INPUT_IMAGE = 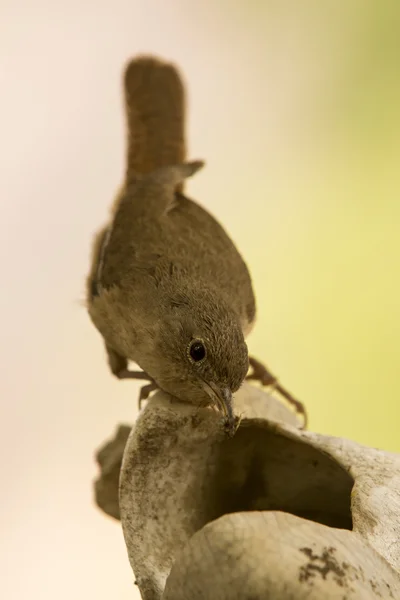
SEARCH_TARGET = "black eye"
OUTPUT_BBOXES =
[189,340,206,362]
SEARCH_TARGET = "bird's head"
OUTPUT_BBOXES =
[141,287,249,432]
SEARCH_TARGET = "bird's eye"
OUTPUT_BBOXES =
[188,340,206,363]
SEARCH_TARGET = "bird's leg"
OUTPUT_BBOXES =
[247,356,308,429]
[105,344,159,408]
[116,369,153,381]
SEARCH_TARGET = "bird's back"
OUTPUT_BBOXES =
[89,56,256,333]
[140,193,254,316]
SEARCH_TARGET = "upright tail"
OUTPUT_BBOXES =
[87,56,189,301]
[123,56,187,186]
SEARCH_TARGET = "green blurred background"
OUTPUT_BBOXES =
[249,1,400,450]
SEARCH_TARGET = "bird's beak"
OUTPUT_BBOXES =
[204,382,235,423]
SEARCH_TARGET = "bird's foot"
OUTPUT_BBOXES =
[115,368,159,409]
[138,381,159,408]
[246,356,308,429]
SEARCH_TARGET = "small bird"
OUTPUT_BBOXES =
[87,56,307,433]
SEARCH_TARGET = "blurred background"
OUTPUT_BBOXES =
[1,0,399,598]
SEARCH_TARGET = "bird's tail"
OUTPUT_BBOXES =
[87,57,187,302]
[123,55,187,185]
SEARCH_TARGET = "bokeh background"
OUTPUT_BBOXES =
[1,1,399,598]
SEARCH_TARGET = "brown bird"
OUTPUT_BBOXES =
[87,56,307,433]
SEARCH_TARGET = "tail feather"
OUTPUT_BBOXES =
[87,56,188,303]
[123,56,186,185]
